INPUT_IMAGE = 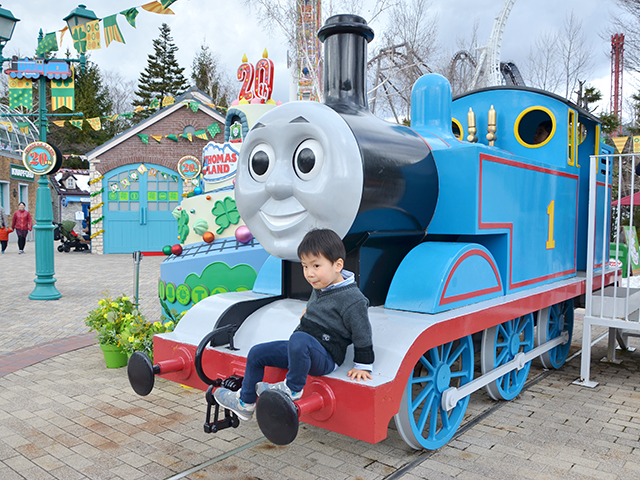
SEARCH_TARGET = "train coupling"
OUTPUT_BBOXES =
[128,348,193,396]
[203,375,244,434]
[256,380,336,445]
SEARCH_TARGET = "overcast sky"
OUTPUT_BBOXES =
[2,0,632,117]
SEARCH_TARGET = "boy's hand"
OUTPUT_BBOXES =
[348,368,372,381]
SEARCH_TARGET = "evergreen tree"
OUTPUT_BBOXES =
[47,59,114,165]
[134,23,189,119]
[191,43,231,109]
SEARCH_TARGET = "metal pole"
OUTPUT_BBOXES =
[133,251,143,302]
[29,65,61,300]
[577,153,598,387]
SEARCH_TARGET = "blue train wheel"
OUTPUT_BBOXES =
[394,335,474,450]
[536,299,574,369]
[481,314,534,401]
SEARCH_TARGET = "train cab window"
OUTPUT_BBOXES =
[514,107,556,148]
[452,118,463,140]
[568,110,577,166]
[578,122,587,145]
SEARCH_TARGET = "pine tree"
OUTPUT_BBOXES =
[134,23,189,119]
[191,43,231,109]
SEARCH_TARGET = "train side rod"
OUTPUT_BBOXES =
[441,330,568,411]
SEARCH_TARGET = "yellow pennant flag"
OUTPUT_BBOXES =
[71,24,87,53]
[634,136,640,154]
[151,135,162,143]
[134,105,145,112]
[612,136,628,154]
[59,26,68,44]
[162,96,175,106]
[52,120,66,127]
[0,121,12,132]
[87,117,101,131]
[141,1,175,14]
[85,20,101,50]
[51,75,74,111]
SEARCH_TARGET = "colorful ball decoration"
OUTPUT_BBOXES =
[171,244,183,256]
[194,187,203,195]
[235,226,253,244]
[162,245,172,255]
[202,231,215,244]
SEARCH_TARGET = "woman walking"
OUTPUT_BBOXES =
[11,202,32,254]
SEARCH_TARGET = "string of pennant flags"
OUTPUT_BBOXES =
[612,136,640,154]
[36,0,179,57]
[8,0,196,111]
[0,100,225,137]
[136,122,221,145]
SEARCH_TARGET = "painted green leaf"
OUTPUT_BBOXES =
[177,209,189,244]
[212,197,241,234]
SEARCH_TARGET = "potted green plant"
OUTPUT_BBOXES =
[121,303,185,362]
[85,294,142,368]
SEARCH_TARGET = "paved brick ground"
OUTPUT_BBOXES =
[2,247,640,479]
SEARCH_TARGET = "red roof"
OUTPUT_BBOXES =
[613,191,640,206]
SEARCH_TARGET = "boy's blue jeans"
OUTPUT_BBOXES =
[240,331,335,404]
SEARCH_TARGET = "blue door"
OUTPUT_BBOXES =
[103,164,181,253]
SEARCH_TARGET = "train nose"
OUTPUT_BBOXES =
[264,161,294,200]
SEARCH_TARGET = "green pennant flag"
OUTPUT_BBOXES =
[137,133,149,145]
[206,123,221,138]
[103,15,125,47]
[149,98,160,109]
[180,133,193,141]
[121,8,139,28]
[188,101,199,113]
[69,119,83,129]
[161,0,178,8]
[120,112,134,119]
[194,129,207,140]
[8,78,32,109]
[36,32,58,56]
[16,121,29,134]
[51,77,74,111]
[166,134,179,142]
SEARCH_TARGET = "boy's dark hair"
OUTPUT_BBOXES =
[297,229,346,264]
[540,120,552,133]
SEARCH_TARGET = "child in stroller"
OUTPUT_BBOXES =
[55,220,90,252]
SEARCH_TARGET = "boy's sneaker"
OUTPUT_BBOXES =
[213,388,255,421]
[256,381,303,401]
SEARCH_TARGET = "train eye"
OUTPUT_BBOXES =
[249,143,275,182]
[293,139,323,180]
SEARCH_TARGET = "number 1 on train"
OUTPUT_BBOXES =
[546,200,555,249]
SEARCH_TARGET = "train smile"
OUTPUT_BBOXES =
[259,209,307,230]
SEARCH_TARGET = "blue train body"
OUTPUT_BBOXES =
[130,14,616,452]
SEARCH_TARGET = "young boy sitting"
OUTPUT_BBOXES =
[214,228,374,420]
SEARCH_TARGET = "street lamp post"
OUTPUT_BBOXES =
[0,5,95,300]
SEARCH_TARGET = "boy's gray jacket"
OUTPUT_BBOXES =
[295,282,374,366]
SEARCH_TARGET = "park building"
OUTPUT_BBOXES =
[0,105,38,242]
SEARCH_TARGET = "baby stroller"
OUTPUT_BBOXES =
[56,220,90,252]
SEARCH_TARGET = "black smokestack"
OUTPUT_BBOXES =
[318,14,374,110]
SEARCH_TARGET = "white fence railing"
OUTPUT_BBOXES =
[579,152,640,387]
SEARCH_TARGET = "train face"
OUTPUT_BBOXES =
[237,14,439,265]
[235,102,364,262]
